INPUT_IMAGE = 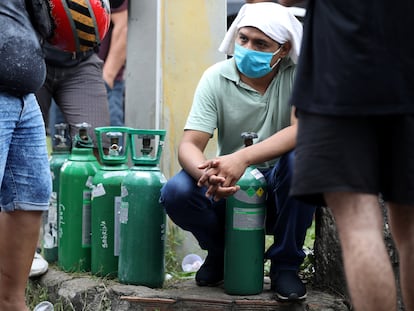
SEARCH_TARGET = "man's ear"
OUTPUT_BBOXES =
[280,41,292,58]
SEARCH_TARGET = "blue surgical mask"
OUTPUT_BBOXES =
[234,43,282,78]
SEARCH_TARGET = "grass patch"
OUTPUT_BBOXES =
[26,281,66,310]
[26,282,49,309]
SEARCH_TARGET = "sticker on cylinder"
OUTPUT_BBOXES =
[233,187,266,204]
[250,168,265,180]
[82,190,92,246]
[233,207,265,230]
[92,183,106,199]
[120,202,129,224]
[121,185,128,198]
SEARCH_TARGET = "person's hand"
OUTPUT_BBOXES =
[197,159,239,201]
[197,153,248,201]
[103,72,115,89]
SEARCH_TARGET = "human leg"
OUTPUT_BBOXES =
[106,80,125,126]
[160,170,226,285]
[0,211,42,311]
[0,93,51,310]
[264,151,316,300]
[387,203,414,311]
[325,192,397,311]
[381,115,414,310]
[160,170,226,253]
[265,151,316,268]
[53,54,110,148]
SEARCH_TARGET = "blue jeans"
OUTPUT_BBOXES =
[105,80,125,126]
[160,151,316,271]
[0,92,51,212]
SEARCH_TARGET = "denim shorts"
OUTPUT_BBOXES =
[291,111,414,206]
[0,92,51,212]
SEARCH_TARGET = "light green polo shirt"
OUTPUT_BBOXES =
[185,57,296,168]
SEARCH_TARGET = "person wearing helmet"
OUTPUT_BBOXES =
[160,2,316,301]
[0,1,52,310]
[46,0,128,144]
[35,0,112,154]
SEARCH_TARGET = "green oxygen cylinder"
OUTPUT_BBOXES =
[224,132,267,295]
[91,127,130,277]
[43,123,71,263]
[118,129,167,288]
[58,123,100,272]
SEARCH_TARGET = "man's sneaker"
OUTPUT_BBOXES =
[195,253,224,287]
[271,270,307,301]
[29,253,49,278]
[33,301,54,311]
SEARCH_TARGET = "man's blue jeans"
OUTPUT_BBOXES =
[160,151,316,272]
[106,80,125,126]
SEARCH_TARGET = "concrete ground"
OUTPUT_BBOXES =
[33,267,351,311]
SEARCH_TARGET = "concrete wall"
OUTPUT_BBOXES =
[125,0,226,178]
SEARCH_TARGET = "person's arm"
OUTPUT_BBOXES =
[233,106,297,167]
[102,9,128,88]
[198,107,298,200]
[178,130,211,181]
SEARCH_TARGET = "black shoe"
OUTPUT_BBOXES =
[271,270,307,301]
[195,253,224,287]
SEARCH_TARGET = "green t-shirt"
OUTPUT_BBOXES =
[185,57,296,168]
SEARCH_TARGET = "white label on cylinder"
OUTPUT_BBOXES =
[233,207,265,231]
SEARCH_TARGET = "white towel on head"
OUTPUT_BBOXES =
[219,2,303,63]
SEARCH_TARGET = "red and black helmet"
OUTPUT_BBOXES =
[48,0,111,53]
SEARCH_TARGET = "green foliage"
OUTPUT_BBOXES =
[47,136,52,155]
[304,219,316,250]
[164,220,182,275]
[26,282,49,309]
[265,218,316,280]
[26,281,68,310]
[301,219,316,281]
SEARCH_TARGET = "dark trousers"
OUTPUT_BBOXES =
[160,151,316,271]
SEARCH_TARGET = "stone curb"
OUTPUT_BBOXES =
[34,267,350,311]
